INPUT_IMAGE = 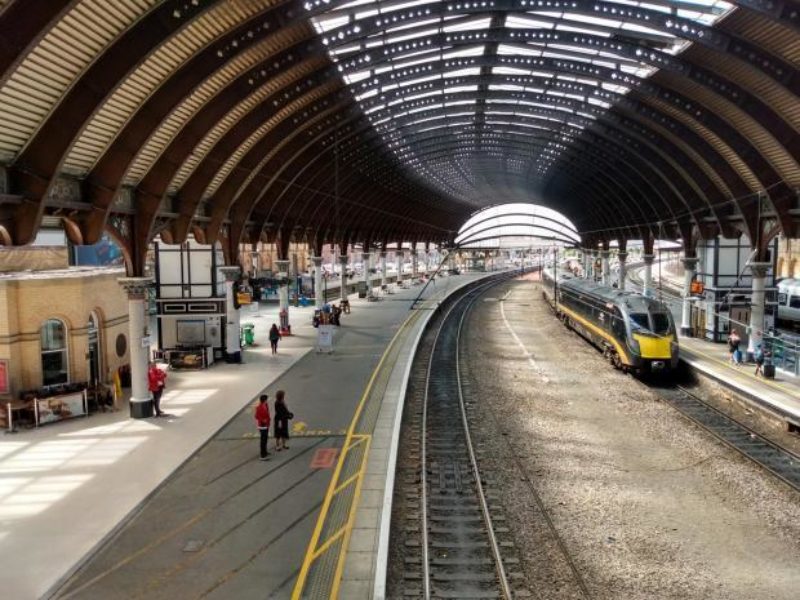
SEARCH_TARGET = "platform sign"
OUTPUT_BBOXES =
[0,360,8,395]
[317,324,334,353]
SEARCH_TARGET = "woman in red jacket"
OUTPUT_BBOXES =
[147,362,167,417]
[254,394,271,460]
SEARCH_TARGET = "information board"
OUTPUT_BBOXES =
[317,324,334,353]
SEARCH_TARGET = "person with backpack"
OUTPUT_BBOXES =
[274,389,293,451]
[269,323,281,355]
[254,394,271,460]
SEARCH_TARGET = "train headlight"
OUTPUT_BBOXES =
[629,337,640,354]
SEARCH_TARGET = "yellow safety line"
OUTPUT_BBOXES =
[291,309,419,600]
[330,435,372,600]
[311,526,348,560]
[333,471,362,496]
[558,304,633,365]
[681,342,799,398]
[312,435,373,561]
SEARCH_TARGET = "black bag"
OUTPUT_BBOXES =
[288,412,294,420]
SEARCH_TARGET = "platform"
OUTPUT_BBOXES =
[626,264,800,427]
[1,272,485,599]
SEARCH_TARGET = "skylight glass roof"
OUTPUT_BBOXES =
[308,0,735,207]
[455,202,581,246]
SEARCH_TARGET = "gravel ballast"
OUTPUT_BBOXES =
[458,275,800,599]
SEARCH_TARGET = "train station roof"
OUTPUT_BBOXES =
[0,0,797,273]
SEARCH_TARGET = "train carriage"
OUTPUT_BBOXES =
[549,275,679,373]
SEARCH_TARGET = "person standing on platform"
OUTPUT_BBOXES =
[754,344,765,377]
[727,329,741,365]
[274,390,293,451]
[269,323,281,355]
[255,394,271,460]
[147,362,167,417]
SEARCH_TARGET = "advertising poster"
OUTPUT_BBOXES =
[36,392,86,425]
[0,360,8,395]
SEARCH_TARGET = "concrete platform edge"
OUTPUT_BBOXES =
[680,350,800,426]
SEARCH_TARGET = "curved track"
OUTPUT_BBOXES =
[419,279,514,599]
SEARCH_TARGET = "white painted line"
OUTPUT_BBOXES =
[500,290,550,384]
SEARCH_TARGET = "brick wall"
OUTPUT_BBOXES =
[0,270,130,399]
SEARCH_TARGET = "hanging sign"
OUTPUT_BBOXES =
[317,324,334,353]
[0,360,8,395]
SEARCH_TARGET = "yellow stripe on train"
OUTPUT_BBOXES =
[558,304,633,366]
[633,333,674,359]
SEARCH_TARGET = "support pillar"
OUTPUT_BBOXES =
[250,250,260,279]
[642,254,654,296]
[363,252,372,293]
[411,250,418,279]
[380,251,387,288]
[276,259,291,335]
[220,266,243,361]
[338,255,348,302]
[312,256,323,309]
[617,251,628,291]
[582,251,589,279]
[601,250,610,285]
[680,257,698,336]
[118,277,154,419]
[747,262,771,357]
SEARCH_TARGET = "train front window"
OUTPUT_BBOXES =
[629,313,650,331]
[652,313,672,335]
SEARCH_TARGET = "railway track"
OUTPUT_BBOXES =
[401,278,524,599]
[651,384,800,492]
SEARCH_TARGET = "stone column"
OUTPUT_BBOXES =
[380,251,387,288]
[601,250,610,285]
[311,256,325,308]
[118,277,154,419]
[747,262,771,357]
[220,266,242,362]
[363,252,371,293]
[680,257,698,336]
[250,250,260,278]
[339,255,348,302]
[312,256,324,308]
[411,250,418,278]
[617,251,628,291]
[275,259,291,334]
[642,254,655,296]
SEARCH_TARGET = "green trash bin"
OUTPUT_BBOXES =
[241,323,255,346]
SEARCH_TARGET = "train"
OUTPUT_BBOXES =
[777,278,800,329]
[543,269,679,373]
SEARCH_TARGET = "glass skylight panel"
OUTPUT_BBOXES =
[497,44,542,57]
[355,88,379,101]
[506,15,554,29]
[443,16,493,32]
[311,0,735,195]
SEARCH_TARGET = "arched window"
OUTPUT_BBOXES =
[41,319,68,386]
